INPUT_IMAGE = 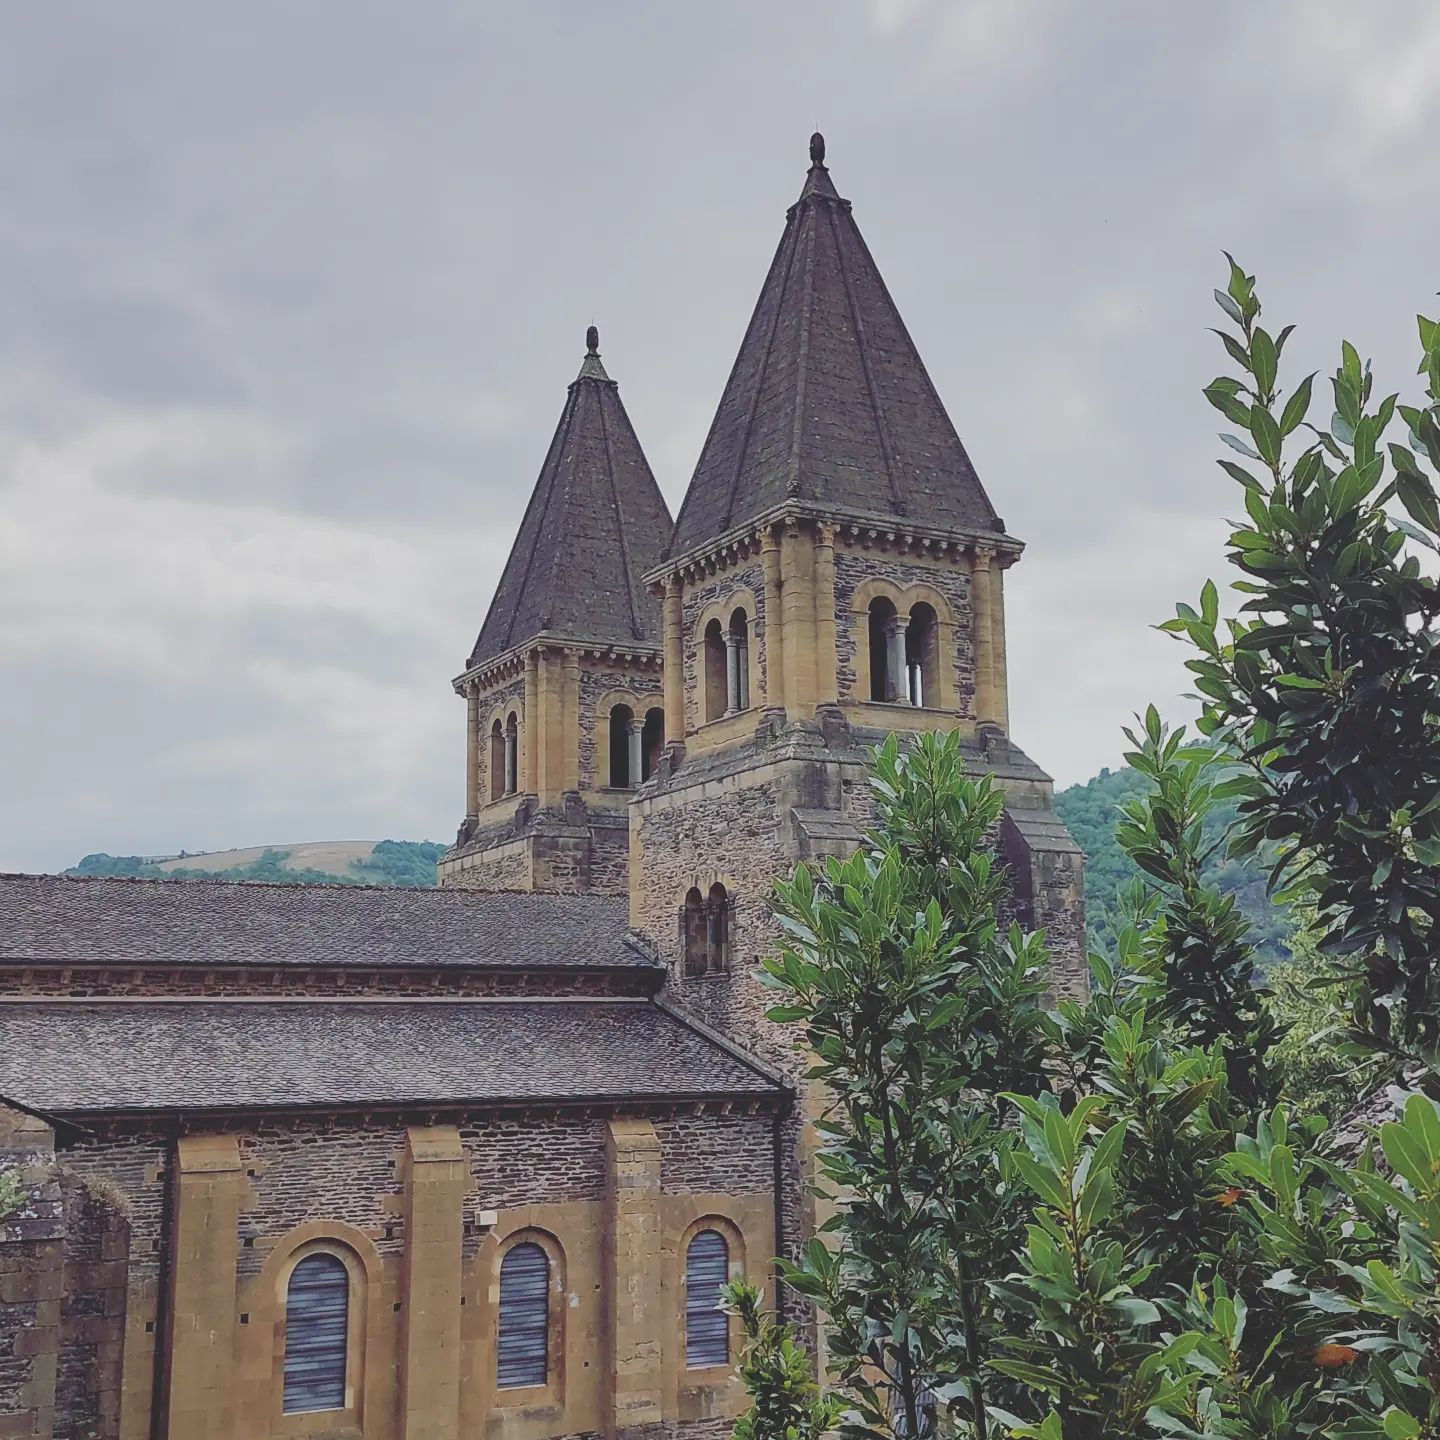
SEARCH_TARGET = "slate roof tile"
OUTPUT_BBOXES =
[668,133,1003,557]
[0,999,780,1113]
[469,329,674,665]
[0,873,642,970]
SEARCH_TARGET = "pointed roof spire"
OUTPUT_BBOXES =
[468,328,673,666]
[667,133,1002,557]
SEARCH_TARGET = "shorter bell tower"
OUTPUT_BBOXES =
[439,328,673,893]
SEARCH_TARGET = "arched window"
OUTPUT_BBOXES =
[489,719,505,802]
[703,619,727,723]
[497,1241,550,1389]
[707,882,730,974]
[728,608,750,713]
[504,712,519,796]
[608,703,635,787]
[682,887,708,976]
[868,597,899,702]
[906,602,938,708]
[283,1252,349,1414]
[641,707,664,782]
[685,1229,730,1368]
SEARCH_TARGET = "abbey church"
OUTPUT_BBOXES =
[0,136,1082,1440]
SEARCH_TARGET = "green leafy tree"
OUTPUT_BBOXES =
[765,733,1052,1440]
[1173,260,1440,1072]
[722,1280,844,1440]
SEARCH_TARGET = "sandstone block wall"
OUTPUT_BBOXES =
[20,1103,778,1440]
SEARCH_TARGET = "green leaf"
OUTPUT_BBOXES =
[1250,404,1282,467]
[1214,288,1245,326]
[1222,433,1262,461]
[1279,373,1315,436]
[1251,327,1277,394]
[1383,1410,1421,1440]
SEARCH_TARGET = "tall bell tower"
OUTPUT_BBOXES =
[439,328,674,893]
[629,135,1086,1070]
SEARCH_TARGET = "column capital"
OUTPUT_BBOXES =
[971,543,994,570]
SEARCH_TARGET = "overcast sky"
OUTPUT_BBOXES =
[2,1,1437,872]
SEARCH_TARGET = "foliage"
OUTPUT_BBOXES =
[1172,258,1440,1071]
[0,1166,28,1221]
[1267,908,1356,1119]
[722,1279,844,1440]
[1055,759,1294,966]
[765,731,1053,1440]
[1116,707,1280,1111]
[64,839,447,887]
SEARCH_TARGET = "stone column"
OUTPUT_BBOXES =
[991,559,1010,733]
[562,650,582,793]
[400,1126,466,1440]
[464,685,479,818]
[723,631,740,715]
[885,616,908,704]
[761,529,785,711]
[503,725,517,796]
[536,650,556,802]
[167,1135,242,1440]
[738,635,751,710]
[971,546,996,725]
[814,522,839,705]
[627,719,644,788]
[780,521,817,714]
[662,578,685,742]
[603,1120,664,1436]
[523,651,540,793]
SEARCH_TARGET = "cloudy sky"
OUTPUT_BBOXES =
[2,1,1437,872]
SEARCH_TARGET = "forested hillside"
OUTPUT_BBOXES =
[66,839,448,887]
[1055,763,1293,964]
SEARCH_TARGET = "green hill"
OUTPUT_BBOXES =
[65,839,448,888]
[1054,764,1293,965]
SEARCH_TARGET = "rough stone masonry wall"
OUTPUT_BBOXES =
[32,1104,777,1440]
[0,1113,135,1440]
[680,563,766,730]
[577,660,662,792]
[832,548,974,712]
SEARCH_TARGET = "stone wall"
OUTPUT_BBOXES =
[0,967,652,999]
[0,1109,133,1440]
[832,547,974,714]
[27,1100,780,1440]
[680,563,767,732]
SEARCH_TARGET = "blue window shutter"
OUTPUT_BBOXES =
[283,1253,349,1413]
[497,1242,550,1388]
[685,1230,729,1368]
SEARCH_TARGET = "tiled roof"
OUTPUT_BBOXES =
[668,133,1002,557]
[0,874,644,970]
[469,328,674,666]
[0,1000,781,1113]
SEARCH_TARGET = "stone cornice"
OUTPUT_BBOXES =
[644,499,1025,592]
[451,635,663,696]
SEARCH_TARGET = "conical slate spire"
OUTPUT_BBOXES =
[469,328,673,666]
[668,133,1002,557]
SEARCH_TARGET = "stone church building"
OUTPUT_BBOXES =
[0,136,1081,1440]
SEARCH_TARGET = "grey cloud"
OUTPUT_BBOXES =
[2,0,1438,871]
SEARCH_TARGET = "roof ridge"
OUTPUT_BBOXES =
[595,382,643,640]
[824,198,905,513]
[10,872,629,902]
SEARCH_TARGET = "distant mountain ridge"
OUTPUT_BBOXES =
[1055,764,1293,965]
[65,839,448,888]
[63,768,1291,961]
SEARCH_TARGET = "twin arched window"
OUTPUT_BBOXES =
[497,1241,550,1388]
[608,704,665,787]
[867,597,938,706]
[703,608,751,722]
[283,1252,350,1414]
[489,712,520,800]
[683,883,731,977]
[685,1229,730,1368]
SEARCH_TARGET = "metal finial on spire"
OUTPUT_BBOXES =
[586,324,599,354]
[809,131,825,166]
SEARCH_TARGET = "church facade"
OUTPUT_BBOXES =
[0,137,1081,1440]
